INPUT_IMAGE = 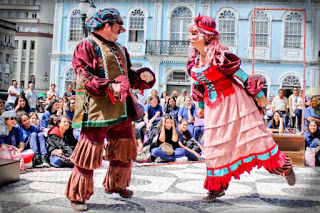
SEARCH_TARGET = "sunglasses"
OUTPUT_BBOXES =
[6,117,16,120]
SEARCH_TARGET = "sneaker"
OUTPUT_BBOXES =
[42,155,50,168]
[34,155,43,168]
[71,201,87,211]
[175,156,188,162]
[155,157,165,163]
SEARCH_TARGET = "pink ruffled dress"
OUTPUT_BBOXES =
[188,54,286,191]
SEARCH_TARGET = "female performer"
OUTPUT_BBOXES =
[187,15,295,202]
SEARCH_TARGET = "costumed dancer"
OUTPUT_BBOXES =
[65,8,155,211]
[187,14,296,202]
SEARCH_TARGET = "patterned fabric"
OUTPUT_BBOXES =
[86,8,123,30]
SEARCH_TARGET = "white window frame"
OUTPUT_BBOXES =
[249,10,271,48]
[248,10,272,60]
[283,11,303,49]
[68,8,82,42]
[216,7,238,53]
[128,7,146,43]
[169,6,193,41]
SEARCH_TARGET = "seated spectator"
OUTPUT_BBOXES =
[14,93,32,116]
[0,100,5,115]
[29,112,40,126]
[177,119,203,161]
[303,120,320,165]
[40,99,59,128]
[144,95,162,131]
[164,97,180,124]
[160,91,168,112]
[46,115,77,168]
[17,113,50,168]
[178,96,195,136]
[267,111,284,133]
[304,95,320,129]
[193,108,204,142]
[150,115,188,163]
[0,111,27,173]
[65,97,75,121]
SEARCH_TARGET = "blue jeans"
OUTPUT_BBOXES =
[194,126,204,142]
[151,147,187,162]
[28,132,48,156]
[279,111,287,128]
[296,109,302,131]
[49,155,66,168]
[185,150,199,161]
[188,123,194,137]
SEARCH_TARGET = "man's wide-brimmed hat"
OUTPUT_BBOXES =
[194,14,219,35]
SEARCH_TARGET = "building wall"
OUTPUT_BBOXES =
[52,0,320,98]
[0,0,55,93]
[0,19,16,92]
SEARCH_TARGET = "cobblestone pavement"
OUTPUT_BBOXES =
[0,163,320,213]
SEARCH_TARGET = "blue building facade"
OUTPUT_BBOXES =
[51,0,320,98]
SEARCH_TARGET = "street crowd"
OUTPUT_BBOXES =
[0,80,319,171]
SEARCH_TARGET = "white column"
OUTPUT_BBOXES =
[310,66,320,87]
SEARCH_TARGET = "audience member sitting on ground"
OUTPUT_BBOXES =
[14,93,32,116]
[144,95,163,131]
[303,120,320,165]
[165,97,180,125]
[40,99,59,128]
[177,119,203,161]
[17,113,50,168]
[46,115,77,168]
[267,111,284,133]
[304,95,320,129]
[29,112,40,126]
[193,108,204,142]
[64,97,75,121]
[150,115,188,163]
[0,111,27,173]
[178,96,195,136]
[0,100,5,115]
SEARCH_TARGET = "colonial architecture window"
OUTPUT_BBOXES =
[217,8,237,46]
[250,11,270,47]
[65,68,76,91]
[282,75,300,86]
[129,9,145,42]
[170,7,192,40]
[283,12,303,48]
[69,9,82,41]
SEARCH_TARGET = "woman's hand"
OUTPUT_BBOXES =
[257,96,268,108]
[53,149,64,156]
[140,71,154,83]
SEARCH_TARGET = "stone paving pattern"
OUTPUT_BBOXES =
[0,163,320,212]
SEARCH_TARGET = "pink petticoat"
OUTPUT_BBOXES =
[203,85,286,191]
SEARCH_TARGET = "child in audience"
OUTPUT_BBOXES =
[0,111,27,173]
[29,112,40,126]
[267,111,284,133]
[17,113,50,168]
[304,120,320,165]
[46,115,77,168]
[177,119,203,161]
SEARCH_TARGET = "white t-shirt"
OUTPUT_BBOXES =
[6,86,21,103]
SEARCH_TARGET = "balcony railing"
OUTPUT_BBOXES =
[146,40,190,55]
